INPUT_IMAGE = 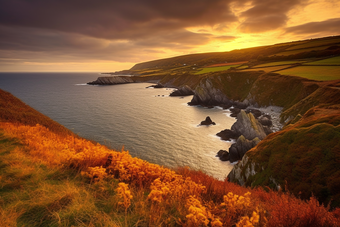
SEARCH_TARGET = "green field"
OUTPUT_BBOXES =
[305,56,340,65]
[275,46,327,56]
[286,37,340,51]
[253,61,305,68]
[195,64,240,75]
[243,65,292,73]
[237,65,249,69]
[277,66,340,81]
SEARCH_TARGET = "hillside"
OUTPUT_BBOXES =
[1,89,340,226]
[89,35,340,211]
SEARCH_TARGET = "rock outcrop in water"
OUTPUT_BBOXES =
[200,116,216,126]
[216,110,267,162]
[88,76,135,85]
[231,110,267,140]
[169,85,194,96]
[229,136,260,163]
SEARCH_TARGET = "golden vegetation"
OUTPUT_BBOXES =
[1,121,340,226]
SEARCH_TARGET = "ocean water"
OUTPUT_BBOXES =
[0,73,235,179]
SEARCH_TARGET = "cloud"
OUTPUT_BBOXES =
[238,0,308,33]
[0,0,339,72]
[0,24,231,64]
[285,18,340,35]
[0,0,237,40]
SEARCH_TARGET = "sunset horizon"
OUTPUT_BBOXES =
[1,0,340,72]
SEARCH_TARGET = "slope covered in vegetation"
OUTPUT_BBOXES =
[1,89,340,226]
[229,105,340,208]
[90,35,340,216]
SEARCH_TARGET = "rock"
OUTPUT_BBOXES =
[216,129,238,141]
[220,103,233,109]
[227,155,256,185]
[263,126,273,135]
[88,76,134,85]
[258,116,272,127]
[200,116,216,125]
[169,85,194,96]
[216,150,229,161]
[229,146,240,163]
[246,109,262,119]
[188,78,233,106]
[230,108,241,117]
[231,110,267,140]
[147,83,164,88]
[229,136,260,163]
[233,102,248,109]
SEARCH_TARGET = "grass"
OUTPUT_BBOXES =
[277,66,340,81]
[286,37,340,51]
[1,112,339,226]
[274,46,328,56]
[253,61,306,68]
[195,64,240,75]
[243,65,294,73]
[237,65,249,69]
[0,130,145,226]
[305,56,340,65]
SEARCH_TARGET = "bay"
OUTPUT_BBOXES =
[0,73,235,179]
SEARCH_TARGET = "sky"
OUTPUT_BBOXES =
[0,0,340,72]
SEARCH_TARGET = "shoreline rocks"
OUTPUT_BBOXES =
[229,136,260,163]
[231,110,267,140]
[216,150,229,161]
[87,76,135,85]
[146,83,164,88]
[169,85,194,96]
[216,129,238,141]
[216,110,271,162]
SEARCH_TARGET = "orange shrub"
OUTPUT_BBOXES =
[1,122,340,227]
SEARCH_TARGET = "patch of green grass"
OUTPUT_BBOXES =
[253,61,306,68]
[243,65,293,73]
[286,37,340,50]
[275,46,328,56]
[195,64,240,75]
[305,56,340,65]
[277,66,340,81]
[237,65,249,69]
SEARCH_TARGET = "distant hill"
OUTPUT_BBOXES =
[130,35,340,71]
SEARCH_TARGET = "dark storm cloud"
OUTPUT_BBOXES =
[238,0,307,33]
[285,18,340,35]
[0,0,242,65]
[0,0,237,40]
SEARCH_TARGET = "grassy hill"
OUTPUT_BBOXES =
[107,35,340,212]
[2,35,340,226]
[123,35,340,83]
[1,88,340,226]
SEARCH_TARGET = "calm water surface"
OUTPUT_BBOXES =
[0,73,235,179]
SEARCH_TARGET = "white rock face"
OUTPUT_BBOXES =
[228,155,256,186]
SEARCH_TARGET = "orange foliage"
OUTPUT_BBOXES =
[1,122,340,226]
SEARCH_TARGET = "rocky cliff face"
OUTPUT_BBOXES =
[228,105,340,208]
[231,110,267,140]
[188,78,233,106]
[88,76,135,85]
[217,110,268,162]
[169,85,194,96]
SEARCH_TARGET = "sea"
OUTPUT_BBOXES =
[0,73,235,180]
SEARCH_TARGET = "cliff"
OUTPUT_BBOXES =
[228,104,340,208]
[87,76,135,85]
